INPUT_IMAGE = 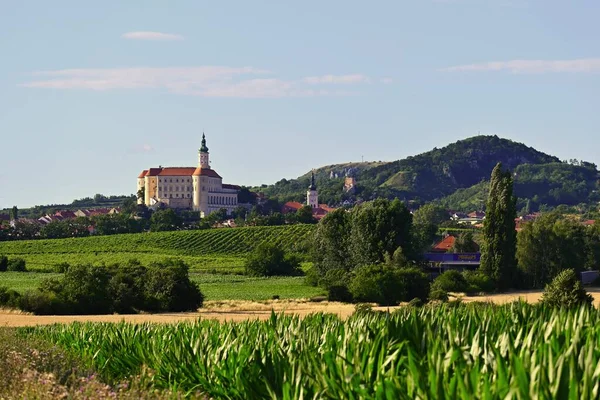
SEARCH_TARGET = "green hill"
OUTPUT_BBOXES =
[440,163,600,212]
[0,225,316,273]
[257,135,562,205]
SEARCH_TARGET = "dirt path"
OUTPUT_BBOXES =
[3,289,600,327]
[0,300,361,327]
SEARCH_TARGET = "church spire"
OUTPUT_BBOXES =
[200,133,209,153]
[308,170,316,190]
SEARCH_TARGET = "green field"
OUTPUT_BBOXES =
[0,225,316,272]
[0,272,324,302]
[23,302,600,399]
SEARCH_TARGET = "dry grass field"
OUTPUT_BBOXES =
[3,288,600,327]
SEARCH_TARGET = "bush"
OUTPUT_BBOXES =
[145,259,204,312]
[0,256,7,272]
[245,243,302,277]
[462,270,495,294]
[541,268,593,308]
[7,258,27,272]
[53,262,71,273]
[431,270,468,293]
[304,266,320,287]
[18,291,62,315]
[328,285,353,302]
[20,260,204,315]
[107,265,148,314]
[429,289,449,302]
[0,286,21,308]
[348,265,430,306]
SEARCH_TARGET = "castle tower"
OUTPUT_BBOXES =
[199,133,210,168]
[193,133,209,212]
[307,171,319,208]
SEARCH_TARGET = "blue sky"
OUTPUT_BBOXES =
[1,0,599,209]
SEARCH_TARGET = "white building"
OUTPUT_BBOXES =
[137,134,240,217]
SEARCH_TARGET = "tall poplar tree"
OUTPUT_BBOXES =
[480,163,517,290]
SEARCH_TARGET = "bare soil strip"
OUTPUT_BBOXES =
[3,289,600,327]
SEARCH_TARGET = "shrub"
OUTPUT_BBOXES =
[0,256,7,272]
[107,265,149,314]
[463,270,495,294]
[349,265,430,306]
[431,270,468,293]
[53,262,70,273]
[541,268,593,308]
[18,291,62,315]
[0,286,21,308]
[145,259,204,312]
[317,268,353,302]
[21,260,204,315]
[7,258,27,272]
[245,243,302,277]
[328,285,353,302]
[304,266,320,287]
[429,288,449,302]
[396,268,431,303]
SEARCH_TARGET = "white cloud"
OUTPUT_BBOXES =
[122,31,184,41]
[21,67,383,98]
[141,144,153,152]
[442,58,600,73]
[380,77,393,84]
[303,74,370,84]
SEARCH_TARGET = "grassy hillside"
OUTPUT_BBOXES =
[257,135,561,204]
[0,225,316,273]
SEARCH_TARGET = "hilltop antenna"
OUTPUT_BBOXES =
[362,155,364,163]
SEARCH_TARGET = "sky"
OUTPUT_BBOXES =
[1,0,599,209]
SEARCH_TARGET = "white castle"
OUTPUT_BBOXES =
[137,134,239,217]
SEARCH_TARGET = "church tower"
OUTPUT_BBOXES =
[199,133,210,168]
[307,171,319,208]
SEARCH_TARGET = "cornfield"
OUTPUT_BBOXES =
[26,303,600,399]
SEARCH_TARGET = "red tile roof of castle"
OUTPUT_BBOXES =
[138,170,148,178]
[192,167,222,178]
[222,184,241,190]
[145,168,163,176]
[158,167,197,176]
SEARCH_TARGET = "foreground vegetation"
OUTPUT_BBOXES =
[11,302,600,399]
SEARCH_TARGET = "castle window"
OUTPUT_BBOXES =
[170,179,172,183]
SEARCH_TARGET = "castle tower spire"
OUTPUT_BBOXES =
[199,132,210,168]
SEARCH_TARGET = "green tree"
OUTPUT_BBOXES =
[517,213,587,289]
[480,163,517,291]
[452,232,479,253]
[296,205,316,224]
[350,198,414,266]
[244,243,301,277]
[150,209,182,232]
[312,209,353,276]
[412,204,448,253]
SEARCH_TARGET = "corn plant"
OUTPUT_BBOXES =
[27,302,600,399]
